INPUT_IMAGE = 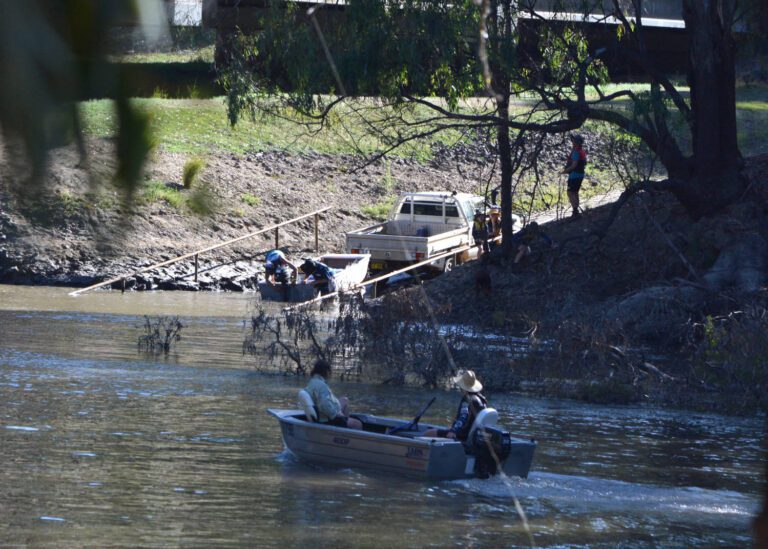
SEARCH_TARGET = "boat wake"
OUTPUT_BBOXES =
[450,471,758,519]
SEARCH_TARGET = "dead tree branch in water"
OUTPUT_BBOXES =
[243,299,366,378]
[137,316,184,355]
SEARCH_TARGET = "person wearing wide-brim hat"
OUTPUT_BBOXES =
[424,370,488,440]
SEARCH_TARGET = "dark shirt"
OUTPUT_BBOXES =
[472,217,489,240]
[449,393,487,441]
[510,226,552,247]
[301,259,333,281]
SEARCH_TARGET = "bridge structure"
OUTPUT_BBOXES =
[201,0,690,79]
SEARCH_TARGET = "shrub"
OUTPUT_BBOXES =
[138,316,184,354]
[187,183,217,216]
[241,193,260,206]
[361,198,395,220]
[151,87,169,99]
[182,157,205,189]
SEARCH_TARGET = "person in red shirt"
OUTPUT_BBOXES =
[562,134,587,219]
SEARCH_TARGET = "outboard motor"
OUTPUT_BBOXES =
[470,426,512,477]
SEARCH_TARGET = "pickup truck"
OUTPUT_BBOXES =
[345,191,487,274]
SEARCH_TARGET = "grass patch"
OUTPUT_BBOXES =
[79,98,464,159]
[111,45,215,64]
[241,193,261,206]
[183,157,205,189]
[77,84,768,196]
[361,198,396,220]
[140,181,185,209]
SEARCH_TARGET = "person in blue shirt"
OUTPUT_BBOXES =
[300,258,338,295]
[264,250,298,287]
[562,133,588,219]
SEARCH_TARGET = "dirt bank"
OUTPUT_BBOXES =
[0,130,619,290]
[0,138,486,289]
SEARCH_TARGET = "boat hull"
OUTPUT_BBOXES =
[267,409,535,480]
[259,253,370,302]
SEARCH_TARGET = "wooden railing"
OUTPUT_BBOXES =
[69,206,332,296]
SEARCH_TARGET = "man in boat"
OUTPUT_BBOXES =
[423,370,487,441]
[305,360,363,430]
[264,249,298,287]
[300,258,338,295]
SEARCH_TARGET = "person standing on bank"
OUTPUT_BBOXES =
[424,370,487,441]
[488,205,502,250]
[472,210,490,258]
[562,133,587,219]
[305,360,363,430]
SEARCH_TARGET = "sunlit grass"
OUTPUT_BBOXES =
[79,98,461,159]
[78,83,768,172]
[241,193,261,206]
[110,45,215,64]
[139,181,185,209]
[736,101,768,111]
[361,198,396,220]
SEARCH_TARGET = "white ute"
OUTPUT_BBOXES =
[345,191,487,275]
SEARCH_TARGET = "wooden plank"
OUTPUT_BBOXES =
[282,244,472,312]
[69,206,332,296]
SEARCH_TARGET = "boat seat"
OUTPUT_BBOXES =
[298,389,318,422]
[467,407,499,441]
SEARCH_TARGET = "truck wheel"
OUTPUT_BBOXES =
[443,257,455,273]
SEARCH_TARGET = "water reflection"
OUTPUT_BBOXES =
[0,286,763,547]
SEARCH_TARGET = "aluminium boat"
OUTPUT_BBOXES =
[259,253,371,302]
[267,402,535,480]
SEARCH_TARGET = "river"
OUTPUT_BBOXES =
[0,286,763,547]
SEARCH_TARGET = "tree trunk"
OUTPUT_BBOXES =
[496,93,515,252]
[672,0,745,217]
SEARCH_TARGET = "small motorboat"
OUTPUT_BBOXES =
[258,253,371,302]
[267,394,536,480]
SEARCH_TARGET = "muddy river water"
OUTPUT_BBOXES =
[0,285,763,547]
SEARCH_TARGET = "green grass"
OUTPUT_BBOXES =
[109,45,215,64]
[78,84,768,208]
[79,98,464,159]
[79,85,768,159]
[361,198,396,220]
[139,181,185,209]
[241,193,261,206]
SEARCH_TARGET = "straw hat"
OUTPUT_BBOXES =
[453,370,483,393]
